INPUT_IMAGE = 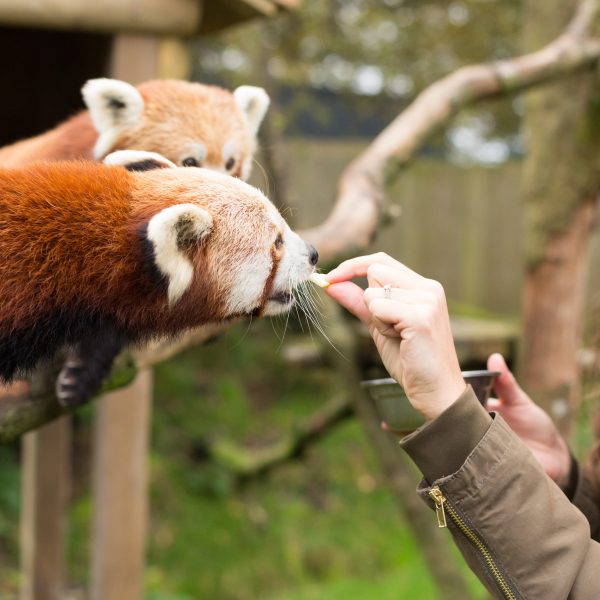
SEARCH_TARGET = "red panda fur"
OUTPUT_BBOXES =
[0,160,283,385]
[0,112,97,166]
[114,81,251,179]
[0,80,260,179]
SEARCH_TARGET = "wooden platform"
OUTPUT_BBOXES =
[0,0,298,36]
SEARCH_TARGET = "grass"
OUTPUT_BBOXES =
[0,317,491,599]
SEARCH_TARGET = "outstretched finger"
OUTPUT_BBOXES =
[365,263,429,293]
[326,253,414,284]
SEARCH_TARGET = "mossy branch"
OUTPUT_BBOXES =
[301,0,600,262]
[0,324,225,444]
[206,394,353,478]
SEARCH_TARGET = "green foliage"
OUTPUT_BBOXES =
[193,0,522,151]
[0,446,20,597]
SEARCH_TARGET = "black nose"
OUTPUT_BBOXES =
[307,244,319,266]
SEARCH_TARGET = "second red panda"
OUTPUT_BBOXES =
[0,78,269,180]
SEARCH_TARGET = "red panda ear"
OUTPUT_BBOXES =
[104,150,177,172]
[234,86,270,137]
[81,78,144,159]
[145,204,213,306]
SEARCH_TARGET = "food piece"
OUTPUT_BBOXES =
[309,272,330,288]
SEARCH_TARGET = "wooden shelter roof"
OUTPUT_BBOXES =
[0,0,299,36]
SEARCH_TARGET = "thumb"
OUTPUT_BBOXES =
[487,353,528,407]
[325,281,371,324]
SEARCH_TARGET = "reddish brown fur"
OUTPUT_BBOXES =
[0,80,251,173]
[0,162,276,343]
[114,80,250,172]
[0,112,97,166]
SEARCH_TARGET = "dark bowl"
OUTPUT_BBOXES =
[361,370,500,435]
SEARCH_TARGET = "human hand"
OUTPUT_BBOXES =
[486,353,571,488]
[324,253,465,421]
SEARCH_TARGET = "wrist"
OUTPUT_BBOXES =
[413,381,468,421]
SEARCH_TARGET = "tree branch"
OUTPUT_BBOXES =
[205,394,353,478]
[0,323,225,444]
[301,0,600,261]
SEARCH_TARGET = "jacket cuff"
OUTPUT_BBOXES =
[567,459,600,541]
[399,385,492,483]
[561,453,579,500]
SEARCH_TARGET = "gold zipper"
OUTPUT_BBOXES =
[429,486,518,600]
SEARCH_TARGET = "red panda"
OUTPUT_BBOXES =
[0,78,269,180]
[0,151,318,406]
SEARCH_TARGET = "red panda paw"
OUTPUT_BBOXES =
[56,356,91,407]
[55,330,126,408]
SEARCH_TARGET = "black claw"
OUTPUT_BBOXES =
[55,328,126,408]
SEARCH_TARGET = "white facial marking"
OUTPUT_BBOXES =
[81,78,144,159]
[179,143,207,167]
[226,255,272,315]
[222,140,239,168]
[146,204,213,306]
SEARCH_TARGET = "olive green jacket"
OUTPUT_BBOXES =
[399,387,600,600]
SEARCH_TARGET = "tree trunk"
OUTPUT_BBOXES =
[522,200,597,431]
[521,0,600,432]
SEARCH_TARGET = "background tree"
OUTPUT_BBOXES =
[521,0,600,432]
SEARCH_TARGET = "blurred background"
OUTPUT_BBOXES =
[1,0,600,598]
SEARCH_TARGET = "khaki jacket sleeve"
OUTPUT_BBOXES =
[399,387,600,600]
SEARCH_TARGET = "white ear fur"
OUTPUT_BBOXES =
[146,204,213,306]
[234,86,270,136]
[103,150,177,170]
[81,78,144,159]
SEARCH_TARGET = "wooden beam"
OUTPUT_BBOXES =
[0,0,202,36]
[272,0,300,9]
[90,370,152,600]
[199,0,283,33]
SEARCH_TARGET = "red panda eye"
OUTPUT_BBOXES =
[274,234,284,250]
[225,158,235,171]
[182,157,200,168]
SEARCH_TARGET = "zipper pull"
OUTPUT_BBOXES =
[429,486,447,528]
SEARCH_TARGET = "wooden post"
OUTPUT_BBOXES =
[20,417,71,600]
[89,35,160,600]
[90,369,152,600]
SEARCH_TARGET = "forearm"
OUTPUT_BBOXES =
[400,388,600,599]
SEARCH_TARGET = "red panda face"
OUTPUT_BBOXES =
[112,152,317,322]
[82,79,269,181]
